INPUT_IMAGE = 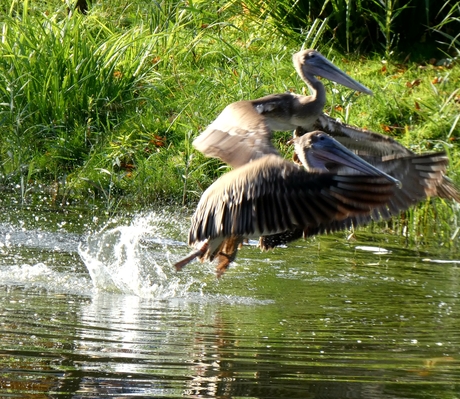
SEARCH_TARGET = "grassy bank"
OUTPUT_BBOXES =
[0,0,459,245]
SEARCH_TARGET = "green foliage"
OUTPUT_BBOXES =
[0,7,158,176]
[431,1,460,54]
[240,0,460,57]
[366,0,412,58]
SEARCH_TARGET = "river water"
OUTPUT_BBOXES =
[0,202,459,398]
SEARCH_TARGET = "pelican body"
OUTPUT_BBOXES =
[175,132,404,277]
[193,49,372,168]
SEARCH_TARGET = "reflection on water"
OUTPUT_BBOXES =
[0,207,459,398]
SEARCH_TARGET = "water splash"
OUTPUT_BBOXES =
[0,262,94,296]
[78,212,204,298]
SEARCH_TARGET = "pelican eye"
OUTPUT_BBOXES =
[311,134,326,143]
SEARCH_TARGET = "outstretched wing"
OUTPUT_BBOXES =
[313,113,460,202]
[312,113,412,158]
[189,154,396,245]
[193,93,303,168]
[193,101,280,168]
[260,151,449,249]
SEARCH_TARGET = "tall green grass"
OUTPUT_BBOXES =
[0,10,155,171]
[240,0,460,57]
[0,0,292,204]
[431,1,460,54]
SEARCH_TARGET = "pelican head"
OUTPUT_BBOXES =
[294,131,400,186]
[293,50,373,95]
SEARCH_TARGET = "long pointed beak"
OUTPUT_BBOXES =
[312,57,373,95]
[312,138,401,187]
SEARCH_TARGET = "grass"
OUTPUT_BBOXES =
[0,0,459,246]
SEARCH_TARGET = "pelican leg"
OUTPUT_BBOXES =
[215,237,243,278]
[174,241,209,271]
[216,254,232,278]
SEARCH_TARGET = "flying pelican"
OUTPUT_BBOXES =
[258,115,457,250]
[309,113,460,202]
[175,131,412,277]
[193,49,372,168]
[260,147,449,250]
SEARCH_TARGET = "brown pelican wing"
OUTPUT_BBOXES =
[312,113,460,202]
[331,151,448,224]
[260,151,449,250]
[435,176,460,202]
[188,154,396,247]
[312,113,412,158]
[193,101,280,168]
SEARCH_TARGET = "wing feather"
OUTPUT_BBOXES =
[313,113,460,202]
[188,155,396,248]
[258,150,449,249]
[193,101,280,168]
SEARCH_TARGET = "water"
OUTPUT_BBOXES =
[0,204,459,398]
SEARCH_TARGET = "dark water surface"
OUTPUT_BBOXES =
[0,206,459,398]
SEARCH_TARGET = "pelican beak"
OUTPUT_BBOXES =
[309,55,373,95]
[311,135,401,187]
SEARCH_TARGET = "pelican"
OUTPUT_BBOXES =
[193,49,372,168]
[309,113,460,202]
[175,131,407,277]
[260,148,449,250]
